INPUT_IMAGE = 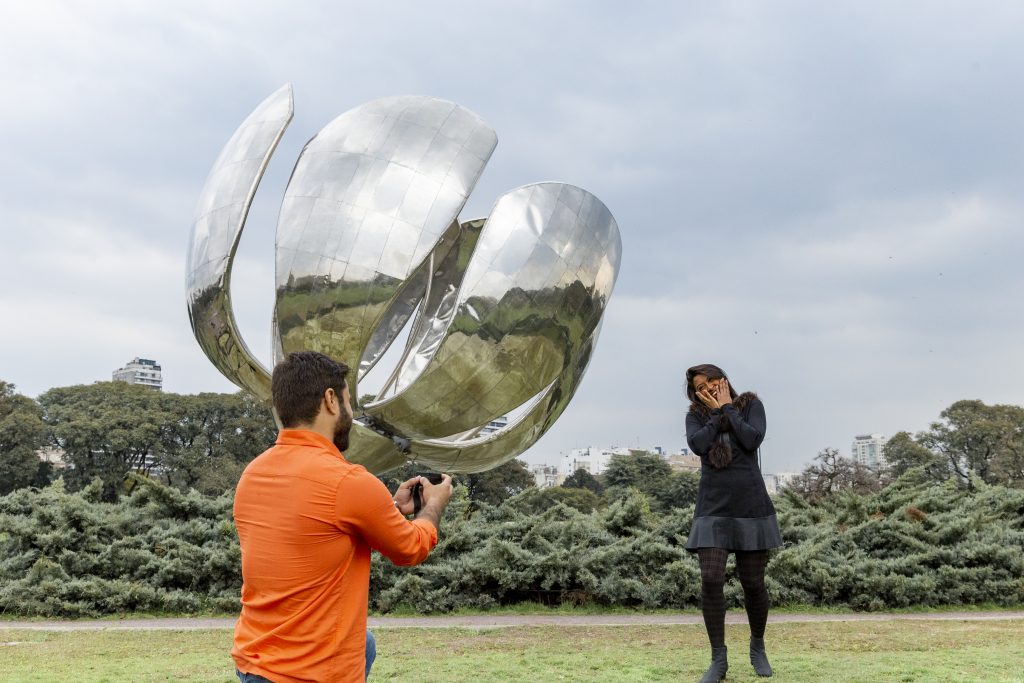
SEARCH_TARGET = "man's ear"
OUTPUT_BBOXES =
[323,387,340,416]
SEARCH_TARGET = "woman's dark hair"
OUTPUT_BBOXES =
[271,351,350,428]
[685,363,755,469]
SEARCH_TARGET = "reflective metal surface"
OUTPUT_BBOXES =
[274,96,497,404]
[187,86,621,474]
[186,84,293,402]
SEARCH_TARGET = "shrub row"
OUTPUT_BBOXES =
[1,469,1022,616]
[0,476,239,617]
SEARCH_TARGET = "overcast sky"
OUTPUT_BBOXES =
[2,1,1022,473]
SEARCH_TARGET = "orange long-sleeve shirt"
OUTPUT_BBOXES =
[231,429,437,683]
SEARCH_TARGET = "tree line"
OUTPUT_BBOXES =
[4,379,1023,504]
[1,380,702,511]
[787,400,1024,502]
[1,380,275,500]
[2,378,1023,617]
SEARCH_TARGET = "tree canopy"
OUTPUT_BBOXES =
[603,451,699,511]
[561,467,604,495]
[787,447,883,503]
[916,400,1024,488]
[0,381,48,495]
[457,459,536,507]
[36,383,275,500]
[883,431,943,478]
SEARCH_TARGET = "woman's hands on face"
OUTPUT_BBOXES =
[715,379,732,406]
[697,385,720,410]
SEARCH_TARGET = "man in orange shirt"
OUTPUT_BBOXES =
[232,351,453,682]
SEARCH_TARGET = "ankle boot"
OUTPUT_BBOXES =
[699,645,728,683]
[749,636,772,677]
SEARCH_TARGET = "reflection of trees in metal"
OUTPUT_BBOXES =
[186,86,621,474]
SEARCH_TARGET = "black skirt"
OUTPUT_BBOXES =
[683,458,783,552]
[684,513,782,552]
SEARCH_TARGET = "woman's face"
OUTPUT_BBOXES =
[692,374,723,396]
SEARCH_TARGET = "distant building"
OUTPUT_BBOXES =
[530,464,564,488]
[37,446,67,469]
[479,415,508,436]
[560,446,630,476]
[851,433,887,470]
[763,471,800,495]
[113,357,163,391]
[666,453,701,472]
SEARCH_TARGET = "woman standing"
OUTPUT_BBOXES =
[684,364,782,682]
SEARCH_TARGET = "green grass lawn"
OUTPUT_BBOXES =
[0,619,1021,682]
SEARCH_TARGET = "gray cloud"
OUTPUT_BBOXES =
[2,1,1022,472]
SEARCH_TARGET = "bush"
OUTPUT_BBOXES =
[371,469,1024,613]
[0,476,239,616]
[1,468,1022,617]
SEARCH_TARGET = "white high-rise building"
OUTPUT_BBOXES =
[113,357,163,391]
[560,446,630,477]
[851,434,886,470]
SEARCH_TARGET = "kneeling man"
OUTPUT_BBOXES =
[232,351,452,682]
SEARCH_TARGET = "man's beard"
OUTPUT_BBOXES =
[333,411,353,452]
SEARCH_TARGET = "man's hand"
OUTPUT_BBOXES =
[414,474,453,532]
[393,477,421,516]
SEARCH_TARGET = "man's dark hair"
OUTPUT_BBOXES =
[271,351,350,428]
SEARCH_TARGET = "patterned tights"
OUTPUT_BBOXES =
[696,548,770,648]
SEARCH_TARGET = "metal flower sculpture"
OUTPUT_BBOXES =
[186,85,621,474]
